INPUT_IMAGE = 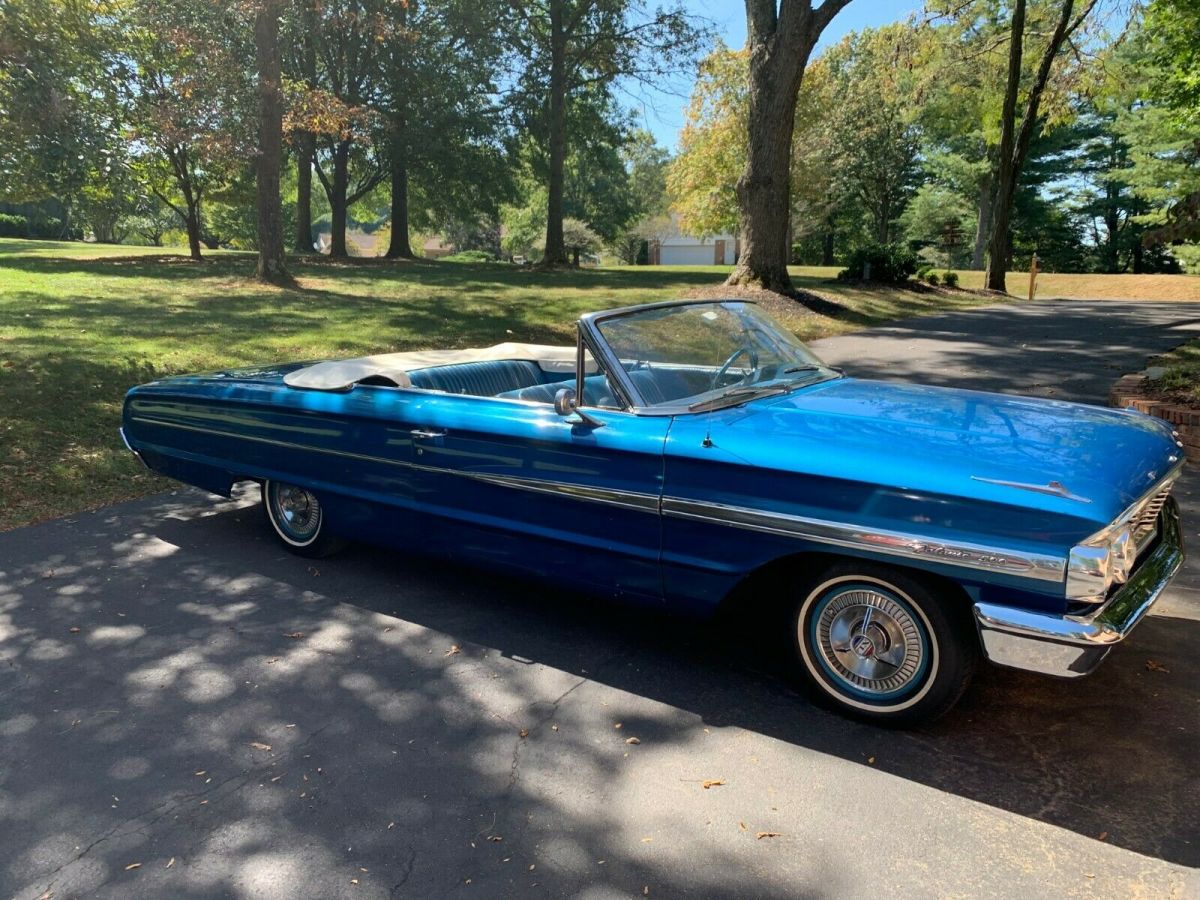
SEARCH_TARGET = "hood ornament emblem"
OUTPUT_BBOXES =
[970,476,1092,503]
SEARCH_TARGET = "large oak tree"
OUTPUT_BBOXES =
[727,0,852,294]
[985,0,1099,290]
[505,0,703,267]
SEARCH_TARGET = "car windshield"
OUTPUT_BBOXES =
[594,301,839,410]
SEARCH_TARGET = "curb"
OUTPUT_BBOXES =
[1109,372,1199,462]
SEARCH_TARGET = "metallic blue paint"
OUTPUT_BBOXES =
[121,325,1183,627]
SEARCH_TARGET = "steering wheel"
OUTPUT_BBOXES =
[712,345,759,390]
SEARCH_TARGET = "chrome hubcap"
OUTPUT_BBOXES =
[816,588,925,695]
[273,485,321,539]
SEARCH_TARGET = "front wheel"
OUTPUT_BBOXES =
[262,480,346,558]
[791,563,976,726]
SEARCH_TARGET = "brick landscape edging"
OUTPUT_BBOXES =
[1109,372,1200,462]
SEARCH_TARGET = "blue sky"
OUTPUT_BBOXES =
[629,1,925,150]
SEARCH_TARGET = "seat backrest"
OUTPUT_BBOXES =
[407,360,544,397]
[496,374,616,408]
[626,368,702,406]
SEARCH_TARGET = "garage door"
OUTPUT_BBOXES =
[660,244,715,266]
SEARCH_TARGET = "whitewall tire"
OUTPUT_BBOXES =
[791,562,976,725]
[262,480,347,558]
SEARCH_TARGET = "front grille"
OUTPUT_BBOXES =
[1132,488,1170,552]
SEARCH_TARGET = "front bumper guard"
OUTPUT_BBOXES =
[973,498,1184,678]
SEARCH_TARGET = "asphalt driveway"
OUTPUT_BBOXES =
[2,300,1199,898]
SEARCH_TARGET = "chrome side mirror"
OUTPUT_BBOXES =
[554,387,605,428]
[554,387,577,416]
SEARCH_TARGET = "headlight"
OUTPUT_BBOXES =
[1067,543,1112,603]
[1067,528,1137,603]
[1109,528,1136,582]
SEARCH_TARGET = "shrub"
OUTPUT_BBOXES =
[442,249,495,263]
[941,270,959,288]
[915,264,933,280]
[0,213,28,238]
[925,271,940,286]
[837,242,919,284]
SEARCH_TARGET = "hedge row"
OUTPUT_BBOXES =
[0,213,72,239]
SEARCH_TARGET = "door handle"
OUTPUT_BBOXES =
[410,428,446,439]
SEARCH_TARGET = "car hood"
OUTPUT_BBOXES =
[706,377,1180,528]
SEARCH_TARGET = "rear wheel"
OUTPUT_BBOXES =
[791,562,976,726]
[262,480,346,558]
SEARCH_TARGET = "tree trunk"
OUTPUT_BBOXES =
[727,1,850,294]
[972,174,992,270]
[184,205,202,261]
[295,134,315,253]
[541,0,569,267]
[985,0,1026,292]
[385,142,413,258]
[329,141,350,258]
[728,52,801,292]
[821,228,834,266]
[986,0,1084,292]
[255,0,289,283]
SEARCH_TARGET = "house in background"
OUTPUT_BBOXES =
[645,217,738,265]
[422,236,455,259]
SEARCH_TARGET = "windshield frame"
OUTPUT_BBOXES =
[578,299,840,416]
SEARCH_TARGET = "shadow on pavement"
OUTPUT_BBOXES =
[2,479,1196,898]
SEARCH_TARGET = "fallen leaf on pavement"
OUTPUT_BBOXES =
[867,757,875,765]
[194,770,206,776]
[756,832,781,840]
[739,821,747,831]
[487,835,503,842]
[518,729,529,739]
[68,627,80,634]
[625,737,640,745]
[1098,831,1109,841]
[166,857,175,869]
[551,724,559,732]
[249,741,272,752]
[446,644,461,656]
[283,632,305,640]
[701,779,725,789]
[125,862,142,871]
[1145,659,1170,673]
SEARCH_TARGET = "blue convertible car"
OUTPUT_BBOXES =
[121,299,1185,724]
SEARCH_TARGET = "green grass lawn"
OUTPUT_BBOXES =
[1,238,1197,530]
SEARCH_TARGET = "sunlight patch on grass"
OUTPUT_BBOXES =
[2,238,1197,529]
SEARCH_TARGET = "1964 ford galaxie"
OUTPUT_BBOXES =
[121,299,1185,724]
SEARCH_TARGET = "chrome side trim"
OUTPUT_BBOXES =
[975,497,1184,677]
[455,471,660,513]
[133,415,1070,583]
[128,416,660,513]
[118,427,153,471]
[662,497,1066,583]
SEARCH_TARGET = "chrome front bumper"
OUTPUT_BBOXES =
[973,498,1184,678]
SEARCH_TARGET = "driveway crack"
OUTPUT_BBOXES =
[31,721,337,896]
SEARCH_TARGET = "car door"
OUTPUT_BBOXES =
[404,391,670,602]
